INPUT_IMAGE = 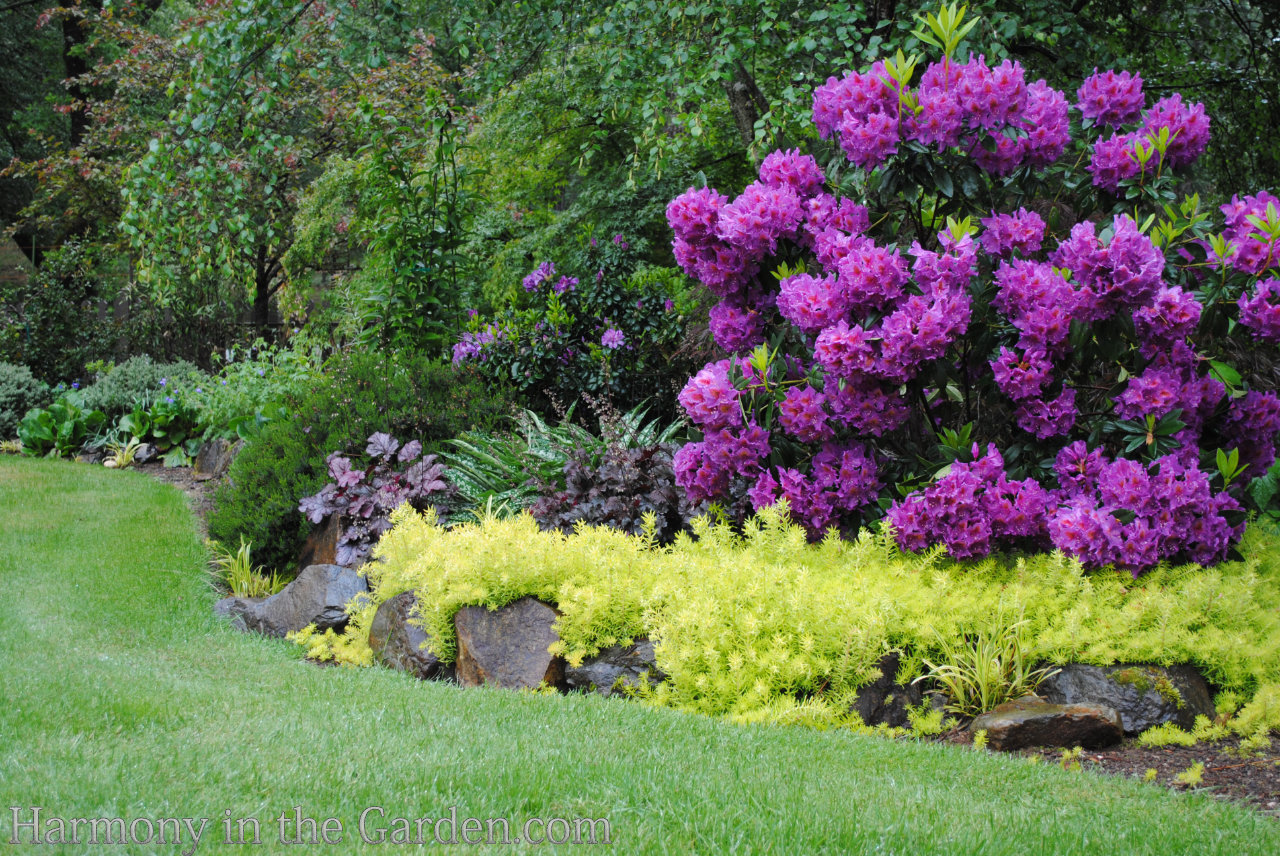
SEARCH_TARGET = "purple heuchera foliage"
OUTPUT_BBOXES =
[298,433,454,567]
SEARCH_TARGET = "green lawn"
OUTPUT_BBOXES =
[1,456,1277,855]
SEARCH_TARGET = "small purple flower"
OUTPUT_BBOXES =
[553,275,578,295]
[601,328,625,349]
[613,233,629,249]
[71,382,80,390]
[596,269,604,283]
[159,378,167,387]
[257,369,265,377]
[664,299,675,312]
[164,396,175,404]
[522,261,556,292]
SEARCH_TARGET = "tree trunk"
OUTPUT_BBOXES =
[723,61,771,152]
[61,8,93,148]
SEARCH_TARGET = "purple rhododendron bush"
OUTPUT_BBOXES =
[667,4,1280,576]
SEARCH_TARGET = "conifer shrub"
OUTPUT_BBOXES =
[0,362,50,439]
[209,351,513,573]
[663,3,1280,574]
[297,506,1280,739]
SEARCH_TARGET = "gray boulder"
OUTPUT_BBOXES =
[368,591,453,681]
[850,653,927,728]
[194,438,242,481]
[1037,664,1214,734]
[133,443,158,464]
[212,595,264,632]
[565,639,665,697]
[970,695,1124,751]
[220,564,367,638]
[454,597,564,690]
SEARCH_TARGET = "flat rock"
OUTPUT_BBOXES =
[565,639,664,697]
[850,653,925,728]
[231,564,367,638]
[1038,664,1214,734]
[213,595,264,632]
[298,513,342,569]
[971,695,1124,751]
[454,597,564,690]
[369,591,453,681]
[194,438,242,481]
[133,442,158,464]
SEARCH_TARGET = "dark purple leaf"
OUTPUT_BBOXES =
[365,432,399,460]
[398,440,422,463]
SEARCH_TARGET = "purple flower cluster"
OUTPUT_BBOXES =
[523,261,556,292]
[885,445,1054,559]
[812,55,1069,176]
[1077,69,1144,126]
[1221,391,1280,479]
[887,441,1245,573]
[1238,278,1280,342]
[677,360,741,429]
[980,208,1046,257]
[451,322,506,365]
[1220,192,1280,275]
[749,443,881,539]
[673,420,771,503]
[1085,91,1211,191]
[601,328,626,349]
[1049,443,1243,572]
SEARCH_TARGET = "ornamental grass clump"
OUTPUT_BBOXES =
[664,2,1280,574]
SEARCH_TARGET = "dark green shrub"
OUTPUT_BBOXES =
[0,362,51,439]
[79,355,206,422]
[210,350,515,573]
[0,240,120,384]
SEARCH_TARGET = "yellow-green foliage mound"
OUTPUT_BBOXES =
[296,505,1280,733]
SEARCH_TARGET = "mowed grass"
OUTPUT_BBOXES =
[1,457,1277,855]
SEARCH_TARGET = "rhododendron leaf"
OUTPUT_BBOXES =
[1209,360,1241,389]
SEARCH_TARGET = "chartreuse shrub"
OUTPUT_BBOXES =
[298,505,1280,739]
[665,3,1280,575]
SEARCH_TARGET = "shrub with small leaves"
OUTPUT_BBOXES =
[0,362,51,439]
[299,432,455,567]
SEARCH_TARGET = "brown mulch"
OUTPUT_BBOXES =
[942,728,1280,817]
